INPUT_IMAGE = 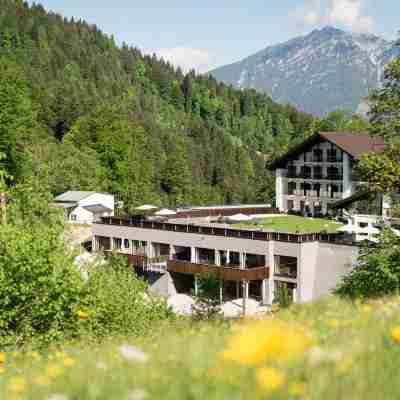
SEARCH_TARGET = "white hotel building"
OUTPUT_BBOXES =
[271,132,385,216]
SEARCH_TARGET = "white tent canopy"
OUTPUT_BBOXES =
[135,204,158,211]
[155,208,177,216]
[228,213,252,222]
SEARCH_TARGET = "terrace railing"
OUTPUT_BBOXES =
[98,216,359,246]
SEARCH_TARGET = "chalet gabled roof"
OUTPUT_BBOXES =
[54,191,97,203]
[269,132,385,170]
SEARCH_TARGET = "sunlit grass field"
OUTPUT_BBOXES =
[2,296,400,399]
[235,215,343,234]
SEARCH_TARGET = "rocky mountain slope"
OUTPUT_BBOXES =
[210,26,400,116]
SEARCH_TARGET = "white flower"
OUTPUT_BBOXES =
[95,361,108,370]
[119,345,148,363]
[308,346,343,366]
[48,394,68,400]
[128,389,147,400]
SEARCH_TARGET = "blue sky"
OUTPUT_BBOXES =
[28,0,399,72]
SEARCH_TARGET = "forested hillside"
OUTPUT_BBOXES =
[0,0,315,211]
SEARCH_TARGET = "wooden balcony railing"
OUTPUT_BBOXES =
[167,260,269,282]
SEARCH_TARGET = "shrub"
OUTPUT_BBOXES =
[336,229,400,299]
[0,179,171,346]
[191,273,221,320]
[81,255,171,338]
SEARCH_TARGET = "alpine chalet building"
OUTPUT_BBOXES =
[271,132,385,216]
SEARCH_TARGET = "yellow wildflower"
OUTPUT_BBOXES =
[327,319,339,329]
[361,305,372,314]
[0,352,5,364]
[31,351,41,361]
[222,319,311,366]
[256,367,285,392]
[63,357,77,367]
[289,382,307,397]
[0,367,5,374]
[336,355,353,374]
[76,310,89,321]
[391,327,400,343]
[33,376,51,386]
[46,363,63,378]
[8,377,26,394]
[55,351,66,359]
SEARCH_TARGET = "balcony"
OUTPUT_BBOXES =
[167,260,270,282]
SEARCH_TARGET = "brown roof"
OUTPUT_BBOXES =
[270,132,385,169]
[320,132,385,160]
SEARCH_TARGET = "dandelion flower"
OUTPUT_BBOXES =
[222,319,311,366]
[256,367,285,392]
[46,363,63,378]
[326,319,339,329]
[391,327,400,343]
[289,382,307,397]
[0,352,6,364]
[31,351,41,361]
[119,345,148,363]
[8,377,26,394]
[62,357,76,367]
[76,310,89,321]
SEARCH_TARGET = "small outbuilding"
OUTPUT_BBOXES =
[53,191,114,224]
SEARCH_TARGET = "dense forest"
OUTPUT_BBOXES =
[0,0,367,211]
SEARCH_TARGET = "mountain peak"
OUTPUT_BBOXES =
[210,28,399,116]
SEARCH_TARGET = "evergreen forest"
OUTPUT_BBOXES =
[0,0,327,211]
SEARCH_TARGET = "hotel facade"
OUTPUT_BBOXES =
[271,132,385,216]
[92,215,359,309]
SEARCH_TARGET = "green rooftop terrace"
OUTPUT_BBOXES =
[234,215,343,234]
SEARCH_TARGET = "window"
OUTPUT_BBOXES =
[287,165,297,178]
[313,183,321,197]
[288,182,296,195]
[327,166,340,180]
[300,166,312,179]
[71,214,77,221]
[114,238,122,249]
[124,239,130,249]
[313,166,322,179]
[327,148,337,162]
[313,148,323,162]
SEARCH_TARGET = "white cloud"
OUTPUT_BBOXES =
[327,0,373,33]
[291,0,374,33]
[154,47,217,73]
[290,0,323,28]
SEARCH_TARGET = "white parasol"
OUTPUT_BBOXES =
[228,213,252,222]
[135,204,158,211]
[155,208,177,216]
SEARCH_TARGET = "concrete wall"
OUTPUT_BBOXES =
[312,242,359,299]
[297,242,319,302]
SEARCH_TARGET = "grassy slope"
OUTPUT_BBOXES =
[235,216,343,233]
[2,296,400,399]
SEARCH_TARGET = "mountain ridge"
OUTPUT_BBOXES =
[210,26,399,116]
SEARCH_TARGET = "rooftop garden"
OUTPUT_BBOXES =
[234,215,343,234]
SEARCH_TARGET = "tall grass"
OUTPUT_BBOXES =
[2,296,400,399]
